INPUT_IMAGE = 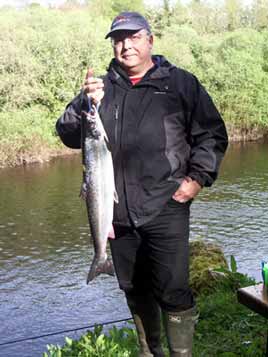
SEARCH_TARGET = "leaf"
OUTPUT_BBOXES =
[95,334,105,348]
[230,255,237,273]
[65,337,73,346]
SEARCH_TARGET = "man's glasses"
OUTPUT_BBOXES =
[111,31,149,48]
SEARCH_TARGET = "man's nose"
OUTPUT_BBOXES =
[122,37,132,49]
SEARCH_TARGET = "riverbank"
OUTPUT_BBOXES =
[0,122,267,169]
[44,243,267,356]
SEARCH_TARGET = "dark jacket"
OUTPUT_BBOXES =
[56,55,228,227]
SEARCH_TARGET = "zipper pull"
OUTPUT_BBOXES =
[115,104,119,120]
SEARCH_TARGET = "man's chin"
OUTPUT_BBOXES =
[120,61,137,71]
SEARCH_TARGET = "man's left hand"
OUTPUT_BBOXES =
[172,176,202,203]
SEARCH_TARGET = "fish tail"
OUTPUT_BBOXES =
[86,257,115,284]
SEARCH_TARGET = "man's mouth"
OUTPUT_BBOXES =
[122,54,136,59]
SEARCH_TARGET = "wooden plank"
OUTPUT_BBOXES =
[237,284,268,319]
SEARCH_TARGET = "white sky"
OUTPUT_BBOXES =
[0,0,67,7]
[0,0,253,8]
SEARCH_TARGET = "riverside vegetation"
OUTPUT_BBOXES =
[43,241,267,356]
[0,0,268,167]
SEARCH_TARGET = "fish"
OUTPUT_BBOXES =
[80,92,117,284]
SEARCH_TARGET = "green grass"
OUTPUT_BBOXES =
[195,286,266,356]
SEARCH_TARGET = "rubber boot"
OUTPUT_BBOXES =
[163,306,199,357]
[126,293,165,357]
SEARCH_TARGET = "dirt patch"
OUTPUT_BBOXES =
[0,139,80,168]
[226,123,268,142]
[0,125,267,168]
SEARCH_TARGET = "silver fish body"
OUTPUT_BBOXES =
[80,99,116,283]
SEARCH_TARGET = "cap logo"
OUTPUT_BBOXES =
[114,16,129,25]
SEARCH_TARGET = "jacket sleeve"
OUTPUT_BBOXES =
[55,93,83,149]
[187,75,228,187]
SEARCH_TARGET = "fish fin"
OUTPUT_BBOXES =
[87,257,115,284]
[114,190,119,204]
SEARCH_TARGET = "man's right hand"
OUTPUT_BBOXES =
[82,69,104,104]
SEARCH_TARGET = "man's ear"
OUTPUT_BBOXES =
[149,34,154,49]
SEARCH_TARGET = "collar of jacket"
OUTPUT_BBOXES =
[107,55,175,89]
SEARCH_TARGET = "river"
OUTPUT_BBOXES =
[0,141,267,357]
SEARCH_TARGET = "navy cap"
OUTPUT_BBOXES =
[105,12,151,39]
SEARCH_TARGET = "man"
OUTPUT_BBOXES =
[56,11,228,357]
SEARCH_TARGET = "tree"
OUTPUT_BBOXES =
[111,0,145,15]
[224,0,243,31]
[251,0,268,30]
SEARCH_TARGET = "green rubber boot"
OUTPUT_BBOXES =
[163,306,199,357]
[132,313,154,357]
[126,294,165,357]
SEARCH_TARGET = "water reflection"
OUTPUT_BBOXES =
[0,142,267,356]
[0,156,129,357]
[191,141,268,281]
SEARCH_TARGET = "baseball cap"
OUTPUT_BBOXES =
[105,12,151,39]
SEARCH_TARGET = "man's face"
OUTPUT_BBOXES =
[111,29,153,74]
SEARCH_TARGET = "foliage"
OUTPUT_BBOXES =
[0,2,268,167]
[0,106,61,167]
[111,0,144,15]
[87,0,145,19]
[188,29,268,129]
[43,324,138,357]
[0,6,112,112]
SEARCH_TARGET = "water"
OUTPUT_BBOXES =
[0,156,130,357]
[190,141,268,280]
[0,141,267,356]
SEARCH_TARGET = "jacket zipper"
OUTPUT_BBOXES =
[114,104,119,143]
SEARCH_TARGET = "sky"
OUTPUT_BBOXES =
[0,0,253,8]
[0,0,191,9]
[0,0,67,7]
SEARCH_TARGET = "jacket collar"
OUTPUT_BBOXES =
[107,55,175,87]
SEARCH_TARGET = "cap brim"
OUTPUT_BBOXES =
[105,24,143,39]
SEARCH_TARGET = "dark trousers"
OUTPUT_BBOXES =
[109,199,194,312]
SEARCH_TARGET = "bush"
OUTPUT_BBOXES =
[0,7,112,112]
[0,5,268,167]
[0,106,59,167]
